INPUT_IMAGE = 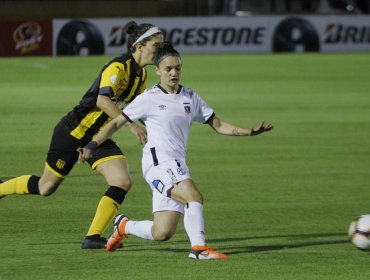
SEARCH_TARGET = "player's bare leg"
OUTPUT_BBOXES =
[0,166,63,197]
[152,211,180,240]
[38,167,64,195]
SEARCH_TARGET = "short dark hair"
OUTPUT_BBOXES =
[123,21,162,53]
[155,41,180,66]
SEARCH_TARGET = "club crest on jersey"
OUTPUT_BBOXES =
[56,159,66,170]
[158,104,166,110]
[184,105,191,114]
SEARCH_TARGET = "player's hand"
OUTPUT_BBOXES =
[77,147,92,163]
[251,121,273,136]
[127,122,148,145]
[77,141,98,163]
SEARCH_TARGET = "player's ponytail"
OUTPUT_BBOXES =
[123,21,138,36]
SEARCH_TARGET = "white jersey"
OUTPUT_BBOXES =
[122,84,214,171]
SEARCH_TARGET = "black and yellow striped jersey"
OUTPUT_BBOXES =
[62,54,147,142]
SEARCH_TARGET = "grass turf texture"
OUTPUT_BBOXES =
[0,53,369,279]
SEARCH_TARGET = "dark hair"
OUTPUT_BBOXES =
[155,41,180,66]
[123,21,162,53]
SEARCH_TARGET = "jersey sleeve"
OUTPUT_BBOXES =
[192,92,214,124]
[99,62,129,99]
[122,92,149,122]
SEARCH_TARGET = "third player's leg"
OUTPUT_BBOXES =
[82,158,132,248]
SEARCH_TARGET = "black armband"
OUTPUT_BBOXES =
[84,141,98,151]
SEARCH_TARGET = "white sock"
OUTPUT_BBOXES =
[125,220,154,240]
[184,201,206,247]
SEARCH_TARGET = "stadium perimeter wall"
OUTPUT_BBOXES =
[1,16,369,56]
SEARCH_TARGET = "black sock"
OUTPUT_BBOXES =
[27,175,41,195]
[105,186,127,204]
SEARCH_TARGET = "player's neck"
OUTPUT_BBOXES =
[160,83,179,94]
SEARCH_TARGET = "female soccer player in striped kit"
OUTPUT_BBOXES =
[78,41,273,259]
[0,21,163,249]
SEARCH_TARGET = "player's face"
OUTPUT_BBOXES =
[156,55,182,93]
[139,34,164,66]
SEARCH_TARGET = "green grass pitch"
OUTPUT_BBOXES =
[0,52,370,279]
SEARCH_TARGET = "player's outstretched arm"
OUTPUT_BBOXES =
[208,116,273,136]
[77,114,128,163]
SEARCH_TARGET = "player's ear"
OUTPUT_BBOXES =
[154,66,160,76]
[136,43,144,53]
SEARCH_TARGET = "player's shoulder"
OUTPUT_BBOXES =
[180,85,199,99]
[100,55,127,74]
[112,53,131,64]
[143,84,163,96]
[103,54,131,68]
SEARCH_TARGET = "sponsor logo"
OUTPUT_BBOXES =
[324,24,370,44]
[272,17,320,52]
[162,27,266,46]
[166,168,178,183]
[106,25,266,49]
[158,104,166,110]
[13,22,43,54]
[110,74,117,84]
[56,20,104,55]
[108,26,127,47]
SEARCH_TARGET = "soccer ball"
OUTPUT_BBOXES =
[348,214,370,251]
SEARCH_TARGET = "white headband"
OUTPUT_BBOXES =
[132,26,162,47]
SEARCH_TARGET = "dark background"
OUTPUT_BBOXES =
[0,0,369,20]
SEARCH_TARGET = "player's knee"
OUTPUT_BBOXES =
[188,192,203,204]
[153,231,173,241]
[123,178,132,191]
[38,181,60,196]
[196,193,204,204]
[116,177,132,191]
[152,227,174,241]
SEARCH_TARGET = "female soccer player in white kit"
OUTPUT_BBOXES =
[78,41,273,259]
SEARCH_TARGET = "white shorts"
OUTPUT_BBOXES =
[143,159,191,214]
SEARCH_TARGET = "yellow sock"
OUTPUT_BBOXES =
[0,175,31,196]
[86,196,120,236]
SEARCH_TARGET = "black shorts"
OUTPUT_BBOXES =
[46,121,124,178]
